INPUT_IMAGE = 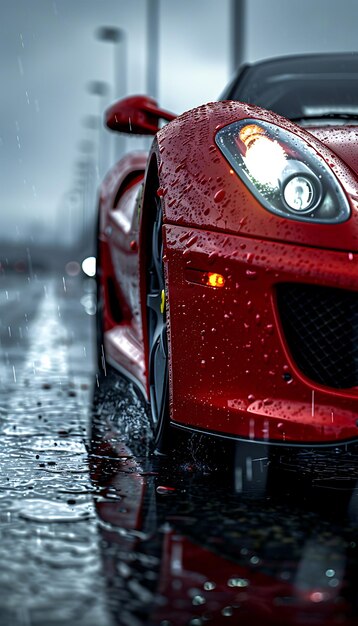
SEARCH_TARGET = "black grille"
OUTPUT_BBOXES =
[276,283,358,389]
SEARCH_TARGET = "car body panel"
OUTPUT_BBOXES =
[98,152,147,390]
[308,126,358,177]
[164,224,358,444]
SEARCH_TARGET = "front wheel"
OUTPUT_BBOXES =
[146,195,170,453]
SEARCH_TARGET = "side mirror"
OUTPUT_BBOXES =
[105,95,176,135]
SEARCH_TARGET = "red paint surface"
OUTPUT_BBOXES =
[164,224,358,443]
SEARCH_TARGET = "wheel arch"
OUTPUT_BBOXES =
[139,148,161,394]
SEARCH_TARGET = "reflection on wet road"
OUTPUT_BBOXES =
[93,371,358,626]
[0,274,112,626]
[1,272,358,625]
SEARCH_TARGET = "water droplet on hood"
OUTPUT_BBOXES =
[214,189,225,203]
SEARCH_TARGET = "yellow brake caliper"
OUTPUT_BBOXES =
[160,289,165,316]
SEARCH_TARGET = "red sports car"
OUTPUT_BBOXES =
[97,53,358,453]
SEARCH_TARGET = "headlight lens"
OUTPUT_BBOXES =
[283,176,315,212]
[215,119,350,223]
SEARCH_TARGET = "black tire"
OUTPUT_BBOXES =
[146,195,170,453]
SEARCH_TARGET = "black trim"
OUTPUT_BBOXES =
[171,420,358,448]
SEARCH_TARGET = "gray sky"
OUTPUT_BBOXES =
[2,0,358,246]
[0,0,230,245]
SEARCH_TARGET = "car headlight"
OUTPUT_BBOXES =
[215,119,350,223]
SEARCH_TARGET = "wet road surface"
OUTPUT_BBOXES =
[1,271,358,625]
[0,273,111,626]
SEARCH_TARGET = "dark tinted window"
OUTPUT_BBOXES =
[224,54,358,120]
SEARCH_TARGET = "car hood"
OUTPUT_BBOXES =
[307,126,358,177]
[154,101,358,253]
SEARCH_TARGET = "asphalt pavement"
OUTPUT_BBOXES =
[0,272,112,626]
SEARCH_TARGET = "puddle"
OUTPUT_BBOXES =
[17,498,94,522]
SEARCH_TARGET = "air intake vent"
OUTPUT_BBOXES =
[277,283,358,389]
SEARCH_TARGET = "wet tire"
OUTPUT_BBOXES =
[146,195,170,453]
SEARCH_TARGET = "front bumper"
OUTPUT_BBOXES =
[164,224,358,444]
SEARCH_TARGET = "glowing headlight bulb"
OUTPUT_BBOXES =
[240,124,287,188]
[283,176,314,212]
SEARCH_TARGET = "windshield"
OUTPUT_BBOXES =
[225,54,358,121]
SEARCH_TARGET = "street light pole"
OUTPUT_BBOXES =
[147,0,160,100]
[86,80,110,177]
[95,27,126,162]
[76,145,96,249]
[231,0,246,75]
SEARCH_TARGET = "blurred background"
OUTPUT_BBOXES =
[2,0,358,274]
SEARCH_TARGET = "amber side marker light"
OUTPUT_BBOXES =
[185,268,226,288]
[206,272,225,288]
